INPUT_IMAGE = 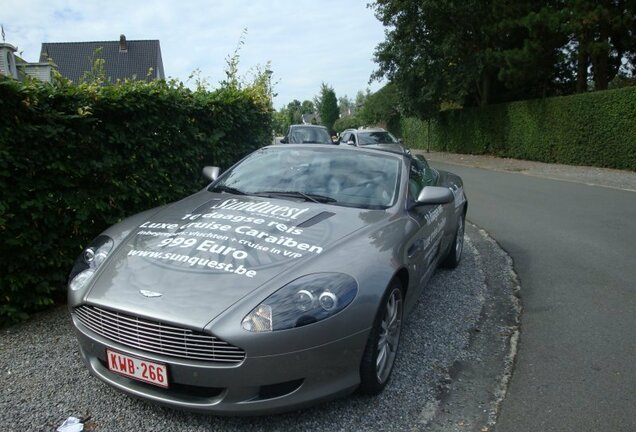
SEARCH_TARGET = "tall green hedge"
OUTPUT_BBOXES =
[0,77,271,325]
[401,86,636,171]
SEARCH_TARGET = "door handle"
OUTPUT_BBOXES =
[408,240,422,259]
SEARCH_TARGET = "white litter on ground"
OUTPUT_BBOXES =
[57,416,83,432]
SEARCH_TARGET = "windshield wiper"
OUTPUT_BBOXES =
[211,185,246,195]
[254,190,337,204]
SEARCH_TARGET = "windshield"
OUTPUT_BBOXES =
[211,147,401,209]
[288,127,332,144]
[358,131,399,145]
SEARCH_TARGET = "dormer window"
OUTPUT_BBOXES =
[119,34,128,53]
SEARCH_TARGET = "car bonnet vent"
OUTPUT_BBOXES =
[297,211,336,228]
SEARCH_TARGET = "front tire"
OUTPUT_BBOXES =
[359,279,404,395]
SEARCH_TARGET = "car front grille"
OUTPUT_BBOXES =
[73,305,246,364]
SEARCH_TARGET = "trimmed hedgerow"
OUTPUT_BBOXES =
[0,76,271,325]
[401,86,636,171]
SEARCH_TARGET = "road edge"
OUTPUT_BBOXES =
[415,150,636,192]
[422,223,522,431]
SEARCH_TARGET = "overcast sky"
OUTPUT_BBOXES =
[1,0,387,108]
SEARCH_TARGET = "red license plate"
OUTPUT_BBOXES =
[107,349,169,388]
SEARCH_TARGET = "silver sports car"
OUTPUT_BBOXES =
[68,144,467,415]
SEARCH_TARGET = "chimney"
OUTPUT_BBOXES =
[119,34,127,52]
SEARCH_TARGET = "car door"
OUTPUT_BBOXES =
[340,132,352,145]
[405,157,444,292]
[349,133,358,146]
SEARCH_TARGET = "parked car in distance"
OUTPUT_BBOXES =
[339,127,402,147]
[280,124,333,144]
[67,143,467,415]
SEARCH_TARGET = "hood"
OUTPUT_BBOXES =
[85,192,387,329]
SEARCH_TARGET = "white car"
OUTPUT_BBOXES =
[339,127,402,146]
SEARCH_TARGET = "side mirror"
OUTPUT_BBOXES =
[347,140,355,146]
[398,138,404,144]
[415,186,454,205]
[202,166,220,182]
[280,137,288,144]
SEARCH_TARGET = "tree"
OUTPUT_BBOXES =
[272,108,289,135]
[338,95,353,117]
[369,0,636,117]
[563,0,636,92]
[333,115,363,132]
[359,83,401,133]
[371,0,498,116]
[315,83,339,133]
[300,100,315,114]
[486,2,572,98]
[355,89,371,112]
[285,99,303,125]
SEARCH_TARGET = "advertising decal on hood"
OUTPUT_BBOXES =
[127,197,333,279]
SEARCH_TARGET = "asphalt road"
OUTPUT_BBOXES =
[430,161,636,432]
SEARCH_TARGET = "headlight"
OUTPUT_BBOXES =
[241,273,358,332]
[68,235,114,291]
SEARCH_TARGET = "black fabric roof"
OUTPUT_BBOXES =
[39,38,164,83]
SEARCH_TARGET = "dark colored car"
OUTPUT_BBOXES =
[68,144,467,415]
[280,124,333,144]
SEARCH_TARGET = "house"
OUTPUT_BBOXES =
[0,41,55,82]
[0,42,19,78]
[1,34,164,84]
[40,34,164,83]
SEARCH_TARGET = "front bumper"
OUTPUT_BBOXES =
[71,314,369,415]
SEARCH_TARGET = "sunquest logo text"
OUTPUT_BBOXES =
[211,198,310,220]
